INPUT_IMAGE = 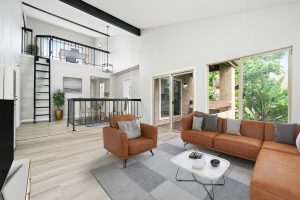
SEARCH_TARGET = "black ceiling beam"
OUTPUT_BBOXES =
[59,0,141,36]
[22,2,109,37]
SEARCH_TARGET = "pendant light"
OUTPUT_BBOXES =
[102,26,113,73]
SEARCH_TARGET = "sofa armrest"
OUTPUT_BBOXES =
[181,112,194,131]
[103,126,128,160]
[141,123,158,148]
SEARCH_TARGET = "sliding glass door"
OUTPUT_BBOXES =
[153,71,194,131]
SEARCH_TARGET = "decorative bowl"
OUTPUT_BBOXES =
[210,159,220,167]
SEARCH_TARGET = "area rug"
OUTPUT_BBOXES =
[91,138,254,200]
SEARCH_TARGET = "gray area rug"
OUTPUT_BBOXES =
[91,138,254,200]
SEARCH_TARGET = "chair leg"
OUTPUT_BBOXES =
[123,159,127,168]
[150,149,154,156]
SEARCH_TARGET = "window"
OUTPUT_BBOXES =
[208,49,290,122]
[241,50,289,122]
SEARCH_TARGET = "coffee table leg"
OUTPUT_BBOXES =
[175,167,225,200]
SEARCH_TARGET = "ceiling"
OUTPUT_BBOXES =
[22,0,127,38]
[83,0,298,28]
[22,0,299,38]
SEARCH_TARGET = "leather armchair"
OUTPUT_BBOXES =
[103,115,158,168]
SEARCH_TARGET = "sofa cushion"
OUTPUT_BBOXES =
[203,114,218,132]
[214,134,262,160]
[240,120,264,140]
[297,134,300,152]
[118,120,141,139]
[226,118,241,135]
[251,149,300,200]
[181,130,219,148]
[192,116,203,131]
[275,122,297,145]
[128,136,153,155]
[264,122,300,141]
[110,115,136,129]
[262,141,300,156]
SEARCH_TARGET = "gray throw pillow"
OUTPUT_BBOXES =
[192,116,203,131]
[226,118,241,135]
[275,122,296,145]
[118,120,141,139]
[296,134,300,152]
[203,114,218,132]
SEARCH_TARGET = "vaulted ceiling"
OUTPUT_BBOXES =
[83,0,299,28]
[23,0,299,37]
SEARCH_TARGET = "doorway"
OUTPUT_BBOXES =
[123,79,131,98]
[90,77,110,98]
[153,70,194,131]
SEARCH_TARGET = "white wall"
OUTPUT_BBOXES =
[0,0,22,69]
[109,34,141,72]
[0,0,23,147]
[27,17,96,47]
[20,56,110,122]
[109,2,300,123]
[110,68,140,98]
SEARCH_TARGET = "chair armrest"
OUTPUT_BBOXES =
[103,127,128,160]
[141,123,158,148]
[181,112,194,131]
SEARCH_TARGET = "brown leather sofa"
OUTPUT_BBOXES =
[103,115,158,168]
[181,112,300,200]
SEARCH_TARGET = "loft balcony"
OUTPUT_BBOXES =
[21,28,113,73]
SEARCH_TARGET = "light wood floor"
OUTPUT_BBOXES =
[15,121,180,200]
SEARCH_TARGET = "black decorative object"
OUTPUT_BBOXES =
[210,159,220,167]
[189,151,203,159]
[0,100,14,191]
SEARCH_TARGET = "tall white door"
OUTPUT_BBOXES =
[123,79,131,114]
[123,79,131,98]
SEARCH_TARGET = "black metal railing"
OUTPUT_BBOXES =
[67,98,142,131]
[21,27,33,55]
[34,35,113,73]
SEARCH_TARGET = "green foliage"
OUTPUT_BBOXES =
[104,92,110,97]
[26,45,39,56]
[208,71,219,101]
[242,52,288,122]
[208,52,288,122]
[53,90,65,110]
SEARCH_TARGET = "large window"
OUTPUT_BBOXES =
[241,51,289,122]
[208,49,290,122]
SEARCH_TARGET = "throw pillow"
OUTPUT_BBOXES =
[117,120,141,139]
[296,134,300,152]
[194,112,205,129]
[192,116,203,131]
[275,122,297,145]
[203,114,218,132]
[226,118,241,135]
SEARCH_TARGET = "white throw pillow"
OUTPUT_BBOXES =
[296,134,300,152]
[192,116,203,131]
[117,120,141,139]
[226,118,241,135]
